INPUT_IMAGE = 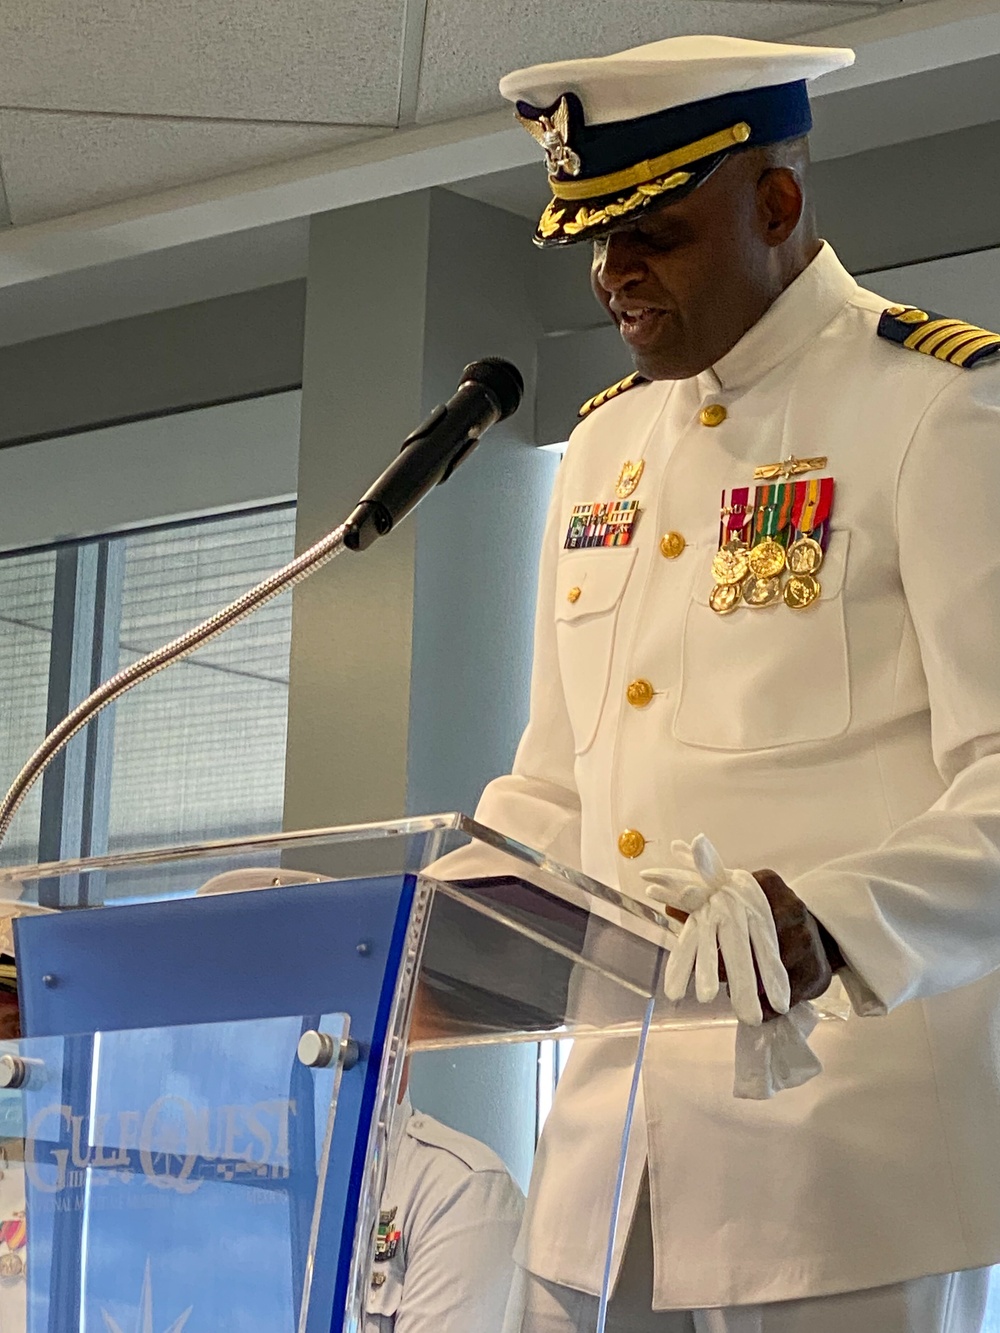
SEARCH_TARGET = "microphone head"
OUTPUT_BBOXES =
[461,358,524,421]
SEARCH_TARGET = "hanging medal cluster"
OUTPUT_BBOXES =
[0,1211,26,1279]
[709,477,834,615]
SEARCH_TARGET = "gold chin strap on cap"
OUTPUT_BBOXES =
[548,121,751,201]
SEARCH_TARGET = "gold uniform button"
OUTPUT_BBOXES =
[699,403,727,427]
[659,531,686,559]
[626,678,655,708]
[567,586,582,603]
[618,829,646,859]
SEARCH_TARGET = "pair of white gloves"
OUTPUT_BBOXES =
[641,835,822,1100]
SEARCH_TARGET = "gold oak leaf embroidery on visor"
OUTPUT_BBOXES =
[539,172,695,239]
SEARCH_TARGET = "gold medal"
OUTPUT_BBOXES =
[747,537,786,579]
[0,1252,23,1278]
[783,572,821,609]
[615,460,644,499]
[742,575,782,607]
[709,583,741,615]
[787,536,824,575]
[711,541,750,586]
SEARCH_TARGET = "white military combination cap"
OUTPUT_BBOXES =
[499,35,854,247]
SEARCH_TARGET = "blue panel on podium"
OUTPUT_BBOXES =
[14,878,412,1037]
[13,876,420,1331]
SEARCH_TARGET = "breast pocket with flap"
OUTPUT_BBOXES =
[673,530,852,751]
[554,547,638,756]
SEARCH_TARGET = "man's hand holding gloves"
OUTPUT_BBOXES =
[641,835,840,1099]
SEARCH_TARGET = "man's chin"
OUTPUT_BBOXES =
[631,347,707,381]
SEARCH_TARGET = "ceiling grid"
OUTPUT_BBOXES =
[1,0,999,345]
[0,0,887,227]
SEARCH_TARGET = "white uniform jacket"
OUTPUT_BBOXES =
[472,242,1000,1309]
[364,1098,524,1332]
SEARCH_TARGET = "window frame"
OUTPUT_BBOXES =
[0,500,295,901]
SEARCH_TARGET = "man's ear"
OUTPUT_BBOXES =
[756,166,805,247]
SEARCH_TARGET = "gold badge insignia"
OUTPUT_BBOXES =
[615,460,645,499]
[515,96,582,178]
[753,455,828,481]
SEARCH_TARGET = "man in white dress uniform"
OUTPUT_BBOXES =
[463,33,1000,1333]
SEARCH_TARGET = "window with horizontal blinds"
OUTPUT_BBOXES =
[0,505,297,878]
[106,507,297,853]
[0,550,57,867]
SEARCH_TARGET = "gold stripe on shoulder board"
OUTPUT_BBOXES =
[579,372,649,418]
[880,305,1000,369]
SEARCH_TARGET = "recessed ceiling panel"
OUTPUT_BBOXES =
[416,0,884,123]
[0,113,389,225]
[0,0,406,125]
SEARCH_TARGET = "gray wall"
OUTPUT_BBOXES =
[282,191,558,1184]
[0,279,305,448]
[0,391,300,551]
[407,189,559,817]
[812,120,1000,276]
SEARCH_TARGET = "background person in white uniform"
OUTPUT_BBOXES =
[365,1078,524,1331]
[457,33,1000,1333]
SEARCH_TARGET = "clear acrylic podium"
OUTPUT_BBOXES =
[0,814,703,1333]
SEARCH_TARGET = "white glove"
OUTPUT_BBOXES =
[641,834,790,1026]
[642,835,825,1100]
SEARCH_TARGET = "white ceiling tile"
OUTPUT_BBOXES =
[0,0,406,125]
[416,0,884,122]
[0,113,390,225]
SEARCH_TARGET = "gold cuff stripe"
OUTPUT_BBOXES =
[951,334,1000,366]
[549,121,751,202]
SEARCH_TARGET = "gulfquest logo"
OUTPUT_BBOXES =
[24,1096,297,1196]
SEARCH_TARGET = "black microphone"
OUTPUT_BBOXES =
[343,358,524,552]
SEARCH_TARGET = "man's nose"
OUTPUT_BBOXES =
[593,231,646,295]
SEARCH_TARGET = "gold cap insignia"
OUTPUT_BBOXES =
[515,96,581,179]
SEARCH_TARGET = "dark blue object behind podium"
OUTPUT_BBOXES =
[14,875,418,1333]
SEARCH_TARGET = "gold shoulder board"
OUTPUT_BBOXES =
[878,306,1000,369]
[578,372,649,418]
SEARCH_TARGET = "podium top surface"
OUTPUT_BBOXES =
[0,812,677,947]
